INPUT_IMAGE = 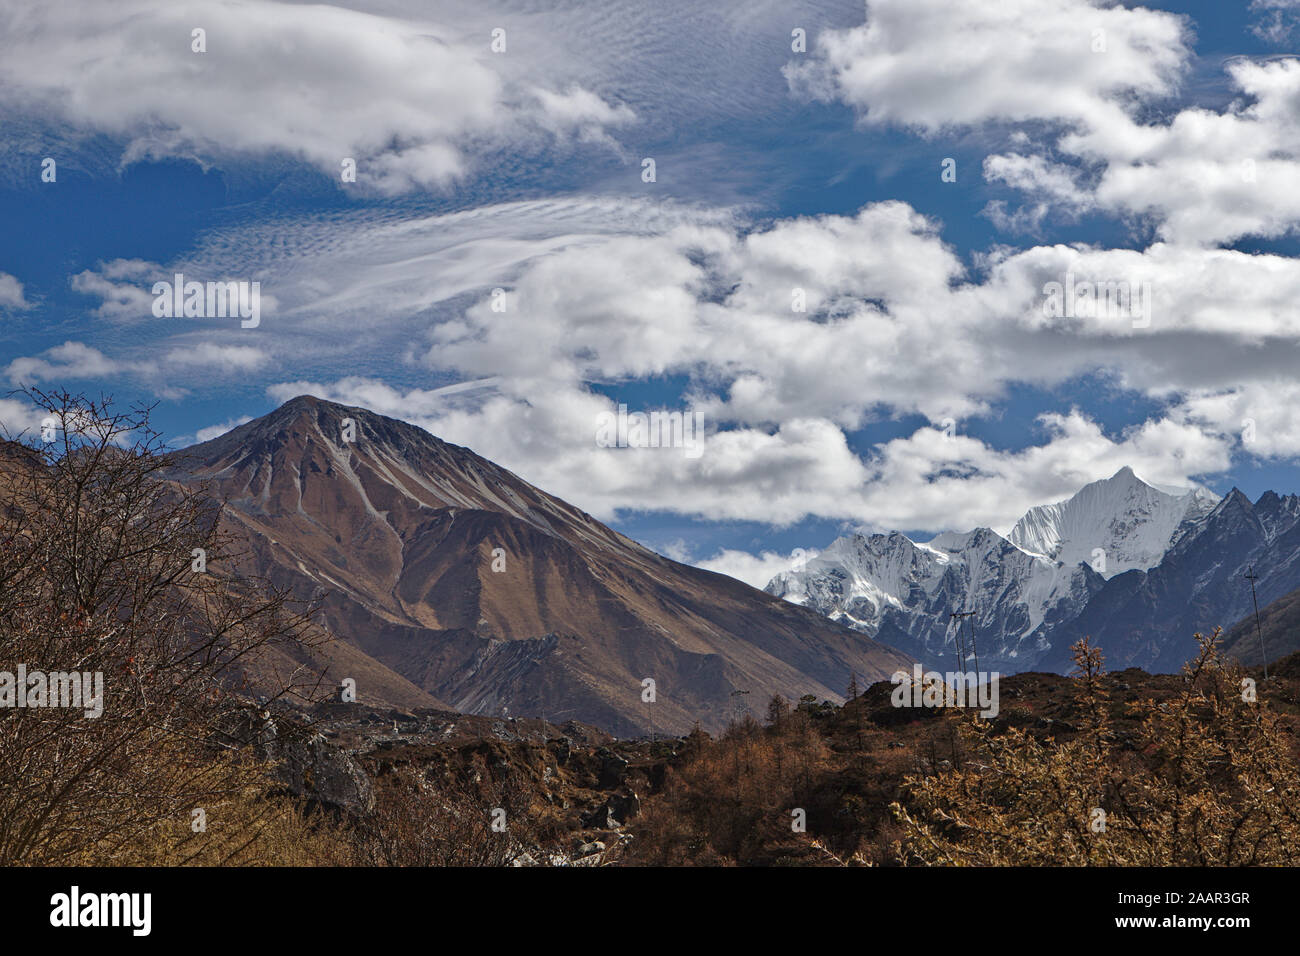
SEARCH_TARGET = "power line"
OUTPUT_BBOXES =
[950,610,977,674]
[1245,566,1268,680]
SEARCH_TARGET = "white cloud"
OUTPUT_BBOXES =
[785,0,1187,132]
[5,341,151,385]
[1250,0,1300,43]
[695,548,817,589]
[787,1,1300,246]
[0,397,45,437]
[13,0,1300,549]
[982,152,1094,232]
[0,272,31,310]
[52,185,1276,533]
[189,415,254,445]
[1083,59,1300,245]
[163,343,271,374]
[5,337,271,397]
[70,259,163,320]
[984,154,1091,207]
[848,410,1229,534]
[531,86,636,150]
[1173,381,1300,460]
[423,202,983,427]
[263,370,1234,535]
[0,0,635,194]
[48,181,1300,533]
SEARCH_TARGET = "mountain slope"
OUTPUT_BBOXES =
[1222,580,1300,668]
[174,396,912,734]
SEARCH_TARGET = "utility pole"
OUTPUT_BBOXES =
[950,611,977,673]
[1245,566,1269,680]
[729,689,751,802]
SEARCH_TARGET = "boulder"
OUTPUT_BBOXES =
[269,731,375,815]
[596,749,629,788]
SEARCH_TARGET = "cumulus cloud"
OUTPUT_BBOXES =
[70,259,164,320]
[695,548,818,589]
[5,338,272,398]
[262,371,1229,535]
[0,272,31,310]
[423,202,983,427]
[5,341,151,385]
[187,415,254,445]
[984,154,1092,207]
[409,201,1300,431]
[982,152,1094,232]
[788,0,1300,246]
[785,0,1188,132]
[163,343,271,374]
[1250,0,1300,43]
[198,165,1300,534]
[1083,58,1300,245]
[1173,381,1300,461]
[17,0,1300,538]
[0,397,46,437]
[46,176,1300,532]
[851,410,1230,534]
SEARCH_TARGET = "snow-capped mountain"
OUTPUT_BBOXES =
[1007,466,1217,578]
[765,468,1219,672]
[766,526,1098,672]
[1040,486,1300,673]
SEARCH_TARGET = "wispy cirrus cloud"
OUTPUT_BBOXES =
[0,0,636,194]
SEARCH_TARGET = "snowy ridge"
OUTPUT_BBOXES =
[1007,466,1217,578]
[765,468,1218,671]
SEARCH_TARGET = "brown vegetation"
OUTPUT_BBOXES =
[893,632,1300,865]
[0,389,319,864]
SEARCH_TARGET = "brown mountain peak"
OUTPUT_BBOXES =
[170,397,913,735]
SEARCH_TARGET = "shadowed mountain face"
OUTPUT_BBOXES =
[1039,488,1300,673]
[1223,582,1300,669]
[172,396,912,735]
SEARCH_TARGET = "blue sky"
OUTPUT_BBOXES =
[4,0,1300,587]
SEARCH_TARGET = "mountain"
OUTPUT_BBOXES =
[766,526,1099,672]
[766,468,1219,672]
[1040,487,1300,672]
[173,396,911,735]
[1007,466,1216,577]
